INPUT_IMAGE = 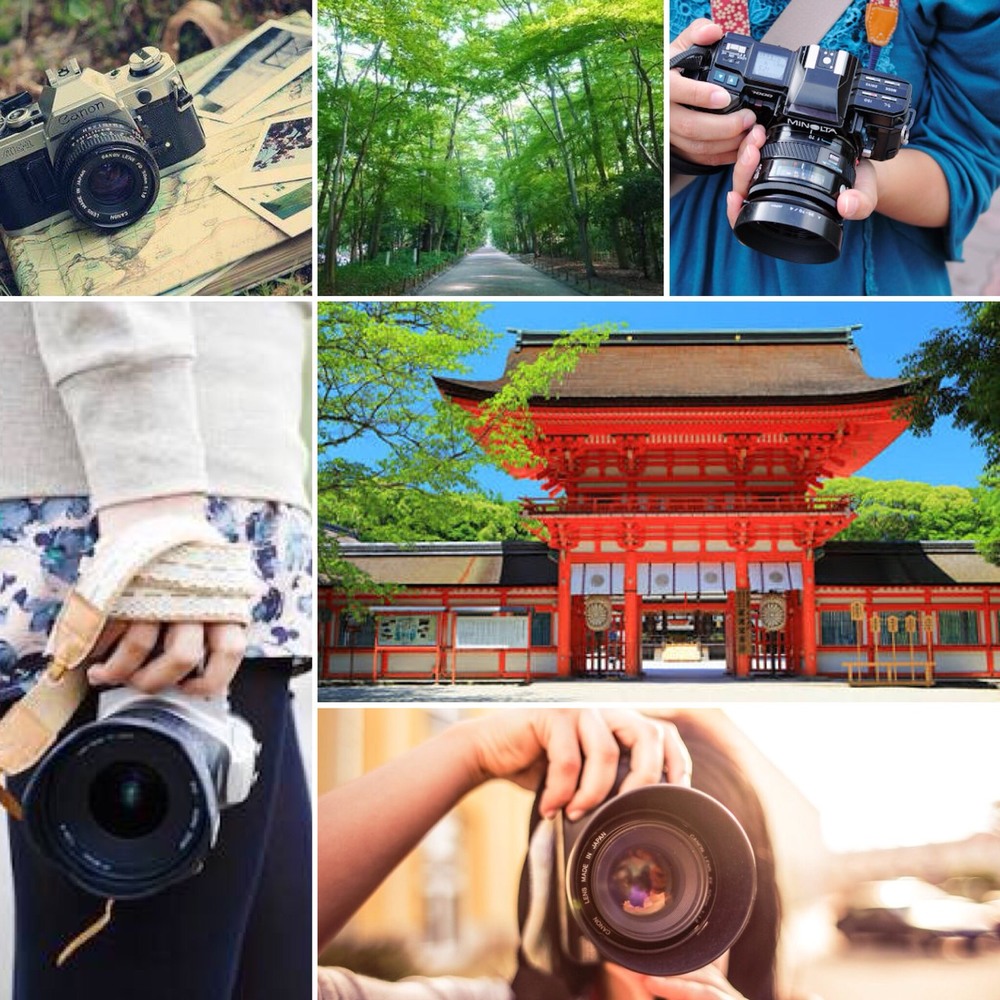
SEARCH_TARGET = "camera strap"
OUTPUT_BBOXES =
[0,516,256,790]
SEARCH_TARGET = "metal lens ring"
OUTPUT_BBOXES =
[589,822,712,945]
[54,119,160,228]
[565,784,757,977]
[734,124,858,264]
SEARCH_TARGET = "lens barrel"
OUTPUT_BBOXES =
[54,119,160,229]
[564,785,756,976]
[734,124,857,264]
[22,706,225,899]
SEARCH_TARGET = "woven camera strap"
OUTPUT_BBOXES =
[0,515,256,964]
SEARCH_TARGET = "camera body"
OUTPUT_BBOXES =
[22,686,258,900]
[674,33,914,262]
[0,47,206,234]
[556,760,756,976]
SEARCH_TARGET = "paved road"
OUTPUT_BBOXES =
[320,675,1000,703]
[419,246,581,297]
[948,186,1000,294]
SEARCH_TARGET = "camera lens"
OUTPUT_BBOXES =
[565,785,756,976]
[734,124,857,264]
[89,761,169,839]
[54,119,159,229]
[22,706,224,899]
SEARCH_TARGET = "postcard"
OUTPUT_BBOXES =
[186,20,312,124]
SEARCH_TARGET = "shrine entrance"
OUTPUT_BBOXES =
[640,605,726,669]
[580,603,626,675]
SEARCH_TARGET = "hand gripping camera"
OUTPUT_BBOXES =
[22,687,258,899]
[673,33,914,263]
[556,760,756,976]
[0,47,206,234]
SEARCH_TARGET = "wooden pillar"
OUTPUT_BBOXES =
[557,550,573,676]
[735,551,750,678]
[624,553,640,676]
[801,549,818,676]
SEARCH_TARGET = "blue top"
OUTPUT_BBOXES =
[670,0,1000,295]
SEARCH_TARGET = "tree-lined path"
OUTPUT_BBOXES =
[318,0,663,296]
[418,246,581,296]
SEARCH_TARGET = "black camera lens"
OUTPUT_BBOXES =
[22,706,225,899]
[734,125,857,264]
[54,119,159,229]
[565,785,756,976]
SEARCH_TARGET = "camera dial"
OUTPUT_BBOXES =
[129,48,166,77]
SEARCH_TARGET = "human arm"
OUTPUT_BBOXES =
[670,19,757,170]
[317,708,692,949]
[30,303,244,695]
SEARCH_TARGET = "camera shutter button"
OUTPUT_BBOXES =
[129,47,164,76]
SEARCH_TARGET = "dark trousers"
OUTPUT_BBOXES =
[7,660,312,1000]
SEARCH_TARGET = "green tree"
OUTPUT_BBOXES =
[317,301,611,592]
[900,301,1000,467]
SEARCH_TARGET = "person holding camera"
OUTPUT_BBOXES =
[669,3,1000,295]
[0,302,312,1000]
[319,709,788,1000]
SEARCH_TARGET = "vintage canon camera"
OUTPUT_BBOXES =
[22,687,258,899]
[0,47,206,234]
[556,760,756,976]
[672,33,914,263]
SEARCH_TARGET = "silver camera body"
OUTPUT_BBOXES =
[0,47,206,233]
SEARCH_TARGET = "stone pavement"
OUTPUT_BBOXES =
[418,246,581,297]
[948,186,1000,294]
[320,675,1000,704]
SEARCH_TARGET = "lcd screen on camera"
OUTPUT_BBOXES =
[751,51,788,81]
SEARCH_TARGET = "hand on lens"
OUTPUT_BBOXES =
[464,708,692,821]
[86,494,247,696]
[606,961,749,1000]
[727,125,880,228]
[670,19,756,168]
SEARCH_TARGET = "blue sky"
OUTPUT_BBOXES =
[456,300,985,498]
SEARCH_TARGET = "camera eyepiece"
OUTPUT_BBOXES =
[562,784,756,976]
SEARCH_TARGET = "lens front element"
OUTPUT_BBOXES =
[89,761,169,840]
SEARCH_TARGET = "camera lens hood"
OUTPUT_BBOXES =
[564,784,756,977]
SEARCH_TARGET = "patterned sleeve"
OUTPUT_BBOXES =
[907,3,1000,259]
[29,302,209,509]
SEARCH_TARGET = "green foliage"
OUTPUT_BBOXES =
[900,301,1000,468]
[334,251,457,295]
[816,477,1000,564]
[317,301,611,590]
[318,0,663,291]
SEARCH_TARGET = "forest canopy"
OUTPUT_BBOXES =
[317,0,663,293]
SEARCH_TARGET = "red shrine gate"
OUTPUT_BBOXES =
[436,329,912,678]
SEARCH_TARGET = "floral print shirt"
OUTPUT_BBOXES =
[0,497,312,699]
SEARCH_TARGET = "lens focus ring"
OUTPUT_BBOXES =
[54,119,160,229]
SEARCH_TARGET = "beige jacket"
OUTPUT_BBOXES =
[0,301,310,510]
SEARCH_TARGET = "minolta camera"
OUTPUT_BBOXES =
[22,686,258,899]
[555,758,756,976]
[673,33,914,263]
[0,47,206,234]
